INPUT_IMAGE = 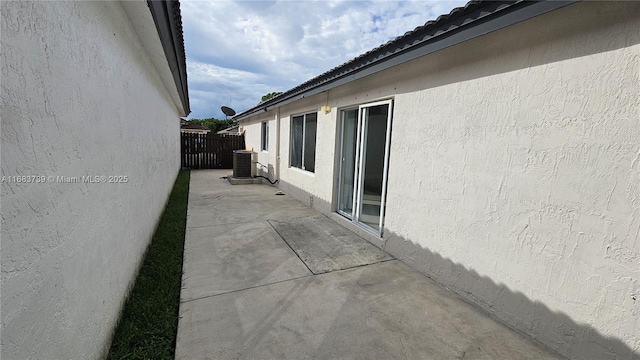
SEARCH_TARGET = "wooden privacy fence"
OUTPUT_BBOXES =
[180,133,246,169]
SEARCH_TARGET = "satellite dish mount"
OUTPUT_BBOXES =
[221,106,236,121]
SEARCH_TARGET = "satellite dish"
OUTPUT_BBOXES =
[221,106,236,120]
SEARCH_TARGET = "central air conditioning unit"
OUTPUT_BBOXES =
[232,150,253,178]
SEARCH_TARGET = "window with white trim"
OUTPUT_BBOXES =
[290,112,317,172]
[261,121,269,151]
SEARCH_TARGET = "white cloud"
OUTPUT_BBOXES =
[187,61,274,117]
[182,0,468,118]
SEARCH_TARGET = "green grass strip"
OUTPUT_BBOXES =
[108,170,190,360]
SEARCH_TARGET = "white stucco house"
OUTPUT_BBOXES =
[235,1,639,359]
[1,1,189,359]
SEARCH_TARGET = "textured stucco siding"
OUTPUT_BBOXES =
[277,95,338,213]
[382,2,639,358]
[1,2,181,359]
[243,94,338,212]
[242,113,278,180]
[240,2,639,359]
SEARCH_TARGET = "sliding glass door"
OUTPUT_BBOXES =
[337,109,358,218]
[337,100,392,233]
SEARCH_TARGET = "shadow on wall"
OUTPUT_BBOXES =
[383,232,639,360]
[275,180,638,360]
[277,180,332,215]
[267,164,276,183]
[256,162,278,185]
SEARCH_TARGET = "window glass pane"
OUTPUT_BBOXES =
[290,116,303,168]
[261,122,268,151]
[304,113,317,172]
[338,109,358,217]
[359,104,388,231]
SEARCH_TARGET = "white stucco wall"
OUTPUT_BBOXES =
[279,96,338,211]
[1,1,182,359]
[241,2,639,359]
[243,96,338,210]
[242,94,336,211]
[242,112,278,180]
[383,3,639,358]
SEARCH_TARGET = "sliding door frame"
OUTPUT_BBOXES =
[337,99,393,235]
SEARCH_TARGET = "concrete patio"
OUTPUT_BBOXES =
[175,169,562,360]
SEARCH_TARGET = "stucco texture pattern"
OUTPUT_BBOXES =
[1,1,181,359]
[384,3,639,358]
[239,2,640,359]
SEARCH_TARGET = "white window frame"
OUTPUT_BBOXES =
[336,99,393,236]
[289,112,317,173]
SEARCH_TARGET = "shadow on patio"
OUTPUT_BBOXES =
[175,170,636,360]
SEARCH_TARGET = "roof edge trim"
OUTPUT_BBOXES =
[234,0,578,121]
[147,0,191,115]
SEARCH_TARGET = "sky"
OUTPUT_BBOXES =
[181,0,468,119]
